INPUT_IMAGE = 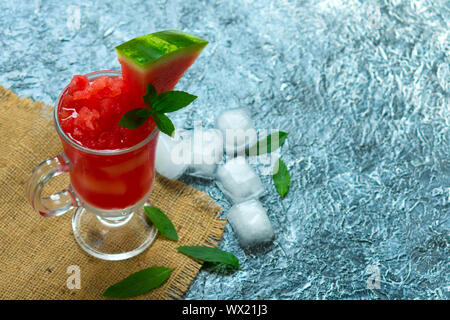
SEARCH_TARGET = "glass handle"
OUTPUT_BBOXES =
[26,153,79,217]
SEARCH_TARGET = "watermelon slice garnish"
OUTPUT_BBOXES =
[115,30,208,98]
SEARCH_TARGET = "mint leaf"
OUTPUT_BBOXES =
[144,206,178,241]
[152,91,197,113]
[118,84,196,132]
[135,108,152,118]
[103,266,172,298]
[177,246,240,269]
[119,108,151,129]
[143,84,157,107]
[246,131,289,156]
[273,158,290,198]
[153,113,175,137]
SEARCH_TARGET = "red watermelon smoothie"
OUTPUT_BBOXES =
[56,70,158,210]
[25,30,207,260]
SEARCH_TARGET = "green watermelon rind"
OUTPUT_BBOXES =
[115,30,208,71]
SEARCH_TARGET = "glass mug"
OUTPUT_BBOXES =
[25,70,159,261]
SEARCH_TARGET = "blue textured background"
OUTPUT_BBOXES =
[1,0,448,299]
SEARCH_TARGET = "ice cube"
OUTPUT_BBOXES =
[216,108,257,155]
[155,132,190,180]
[188,128,224,179]
[216,157,265,203]
[227,199,274,247]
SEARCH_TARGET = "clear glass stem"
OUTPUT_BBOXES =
[97,213,134,227]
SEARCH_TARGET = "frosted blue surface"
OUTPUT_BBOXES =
[1,0,449,299]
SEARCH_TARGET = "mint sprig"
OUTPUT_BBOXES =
[119,84,197,136]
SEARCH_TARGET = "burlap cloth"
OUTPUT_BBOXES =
[0,86,226,299]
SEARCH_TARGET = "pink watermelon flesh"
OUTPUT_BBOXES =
[116,30,208,98]
[118,51,203,97]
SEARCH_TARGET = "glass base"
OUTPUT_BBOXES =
[72,201,158,261]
